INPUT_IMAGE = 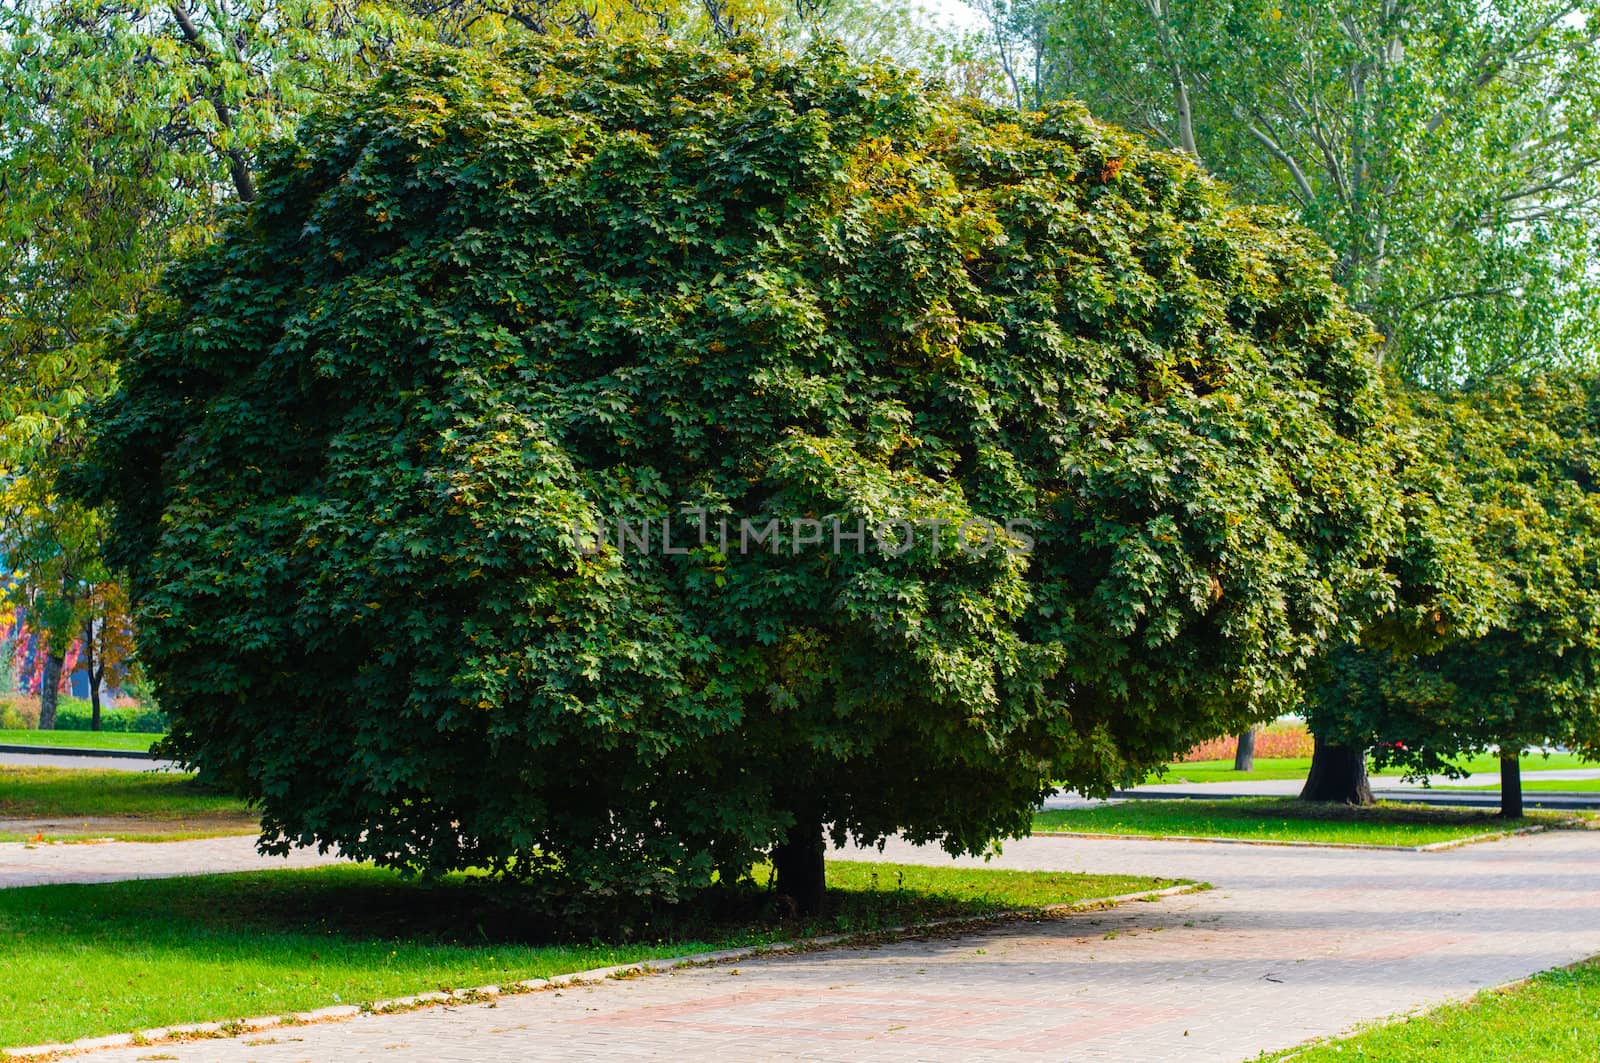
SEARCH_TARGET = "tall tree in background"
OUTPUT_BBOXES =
[971,0,1054,110]
[994,0,1600,386]
[0,0,436,682]
[77,579,139,729]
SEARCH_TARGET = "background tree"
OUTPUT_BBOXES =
[1232,727,1258,772]
[1296,380,1503,803]
[1303,376,1600,816]
[985,1,1600,799]
[78,579,139,730]
[0,0,450,695]
[0,471,109,728]
[89,39,1398,913]
[971,0,1054,111]
[997,0,1600,386]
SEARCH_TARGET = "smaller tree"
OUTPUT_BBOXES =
[0,473,106,729]
[1302,377,1509,804]
[78,579,137,730]
[1304,376,1600,816]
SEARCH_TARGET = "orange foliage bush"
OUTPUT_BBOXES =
[1176,724,1314,762]
[0,695,42,730]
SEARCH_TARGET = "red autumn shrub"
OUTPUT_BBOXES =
[1176,723,1314,762]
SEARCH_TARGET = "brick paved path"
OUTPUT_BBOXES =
[20,827,1597,1062]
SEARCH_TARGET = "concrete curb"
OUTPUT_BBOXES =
[0,882,1202,1059]
[1031,824,1553,852]
[0,744,158,761]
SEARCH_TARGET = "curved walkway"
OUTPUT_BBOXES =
[0,834,332,889]
[0,750,172,772]
[7,827,1600,1061]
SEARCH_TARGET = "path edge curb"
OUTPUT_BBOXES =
[1,882,1202,1060]
[0,744,158,761]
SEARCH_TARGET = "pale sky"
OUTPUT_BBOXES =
[923,0,988,34]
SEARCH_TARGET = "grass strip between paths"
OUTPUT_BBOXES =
[0,766,257,842]
[1033,798,1591,847]
[0,861,1179,1048]
[1438,777,1600,793]
[1267,956,1600,1061]
[0,730,161,753]
[1150,751,1597,786]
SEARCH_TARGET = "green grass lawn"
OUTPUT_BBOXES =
[1032,798,1583,846]
[1272,957,1600,1061]
[0,861,1177,1048]
[1147,757,1315,783]
[1148,751,1599,787]
[0,729,160,752]
[0,766,257,841]
[1438,777,1600,792]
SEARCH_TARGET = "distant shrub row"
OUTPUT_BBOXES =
[0,696,167,734]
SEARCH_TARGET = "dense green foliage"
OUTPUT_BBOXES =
[91,39,1395,903]
[1305,376,1600,776]
[0,0,972,713]
[50,702,166,734]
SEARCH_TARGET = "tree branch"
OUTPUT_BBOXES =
[169,1,256,202]
[1243,120,1316,205]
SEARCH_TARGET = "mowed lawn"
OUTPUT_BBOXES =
[1147,751,1599,787]
[0,766,257,841]
[0,730,160,753]
[1277,957,1600,1061]
[1032,798,1585,846]
[0,862,1178,1047]
[1438,778,1600,792]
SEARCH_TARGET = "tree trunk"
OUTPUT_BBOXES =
[38,653,64,731]
[1500,751,1523,819]
[1300,736,1373,804]
[1233,727,1259,772]
[85,618,102,731]
[771,819,826,917]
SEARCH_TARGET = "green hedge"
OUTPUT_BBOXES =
[0,696,166,734]
[52,702,168,734]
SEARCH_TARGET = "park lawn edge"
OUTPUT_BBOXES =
[1256,953,1600,1061]
[0,826,260,844]
[0,732,160,753]
[2,880,1203,1059]
[1030,823,1552,852]
[1030,799,1593,847]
